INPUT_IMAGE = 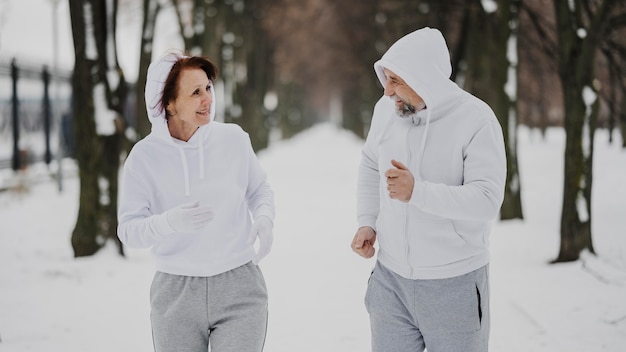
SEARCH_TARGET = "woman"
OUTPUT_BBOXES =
[117,52,275,352]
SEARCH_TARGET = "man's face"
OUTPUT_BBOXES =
[382,68,426,118]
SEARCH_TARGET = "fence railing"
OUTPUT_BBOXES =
[0,58,72,172]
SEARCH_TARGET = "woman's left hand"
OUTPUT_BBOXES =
[248,216,274,264]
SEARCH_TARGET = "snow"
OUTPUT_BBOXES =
[2,0,626,349]
[481,0,498,14]
[1,123,625,351]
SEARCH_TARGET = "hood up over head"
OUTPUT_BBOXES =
[373,27,460,114]
[143,52,218,196]
[144,52,216,139]
[373,27,467,180]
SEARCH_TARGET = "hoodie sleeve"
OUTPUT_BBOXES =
[244,135,275,224]
[117,156,172,248]
[357,98,389,230]
[409,119,507,221]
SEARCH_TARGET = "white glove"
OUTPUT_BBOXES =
[248,216,273,264]
[154,201,214,237]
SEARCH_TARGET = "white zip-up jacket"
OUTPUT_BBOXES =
[358,28,506,279]
[117,53,275,277]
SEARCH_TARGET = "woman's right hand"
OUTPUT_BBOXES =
[164,201,214,233]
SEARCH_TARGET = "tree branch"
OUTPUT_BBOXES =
[519,1,557,60]
[608,13,626,29]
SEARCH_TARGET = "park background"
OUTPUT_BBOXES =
[1,0,625,351]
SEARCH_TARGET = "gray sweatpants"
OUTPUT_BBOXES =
[150,262,268,352]
[365,261,490,352]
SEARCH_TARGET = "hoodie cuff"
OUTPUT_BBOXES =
[254,215,274,228]
[408,179,427,209]
[252,205,275,225]
[151,212,176,239]
[357,215,377,232]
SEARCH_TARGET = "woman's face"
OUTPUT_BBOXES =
[167,68,213,127]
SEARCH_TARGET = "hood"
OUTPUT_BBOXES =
[373,27,462,120]
[144,52,216,196]
[145,52,216,140]
[374,27,465,180]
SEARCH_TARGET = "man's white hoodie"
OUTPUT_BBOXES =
[117,53,275,277]
[358,28,506,279]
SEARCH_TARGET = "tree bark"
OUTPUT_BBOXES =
[463,0,524,220]
[69,0,126,257]
[551,0,613,262]
[69,0,101,257]
[621,97,626,148]
[555,76,596,261]
[135,0,161,138]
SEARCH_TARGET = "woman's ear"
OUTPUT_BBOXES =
[166,103,175,116]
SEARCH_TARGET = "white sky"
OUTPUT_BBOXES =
[0,0,184,81]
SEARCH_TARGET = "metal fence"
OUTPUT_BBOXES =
[0,59,72,171]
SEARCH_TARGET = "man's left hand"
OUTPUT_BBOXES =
[385,159,414,202]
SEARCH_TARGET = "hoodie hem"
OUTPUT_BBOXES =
[154,251,255,277]
[377,251,489,280]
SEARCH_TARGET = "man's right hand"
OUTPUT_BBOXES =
[351,226,377,259]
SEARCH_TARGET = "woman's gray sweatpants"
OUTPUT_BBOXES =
[365,261,490,352]
[150,262,268,352]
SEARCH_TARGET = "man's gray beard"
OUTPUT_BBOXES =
[395,100,417,119]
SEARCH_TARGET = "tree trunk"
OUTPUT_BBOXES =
[200,0,226,68]
[231,0,271,151]
[69,0,102,257]
[69,0,126,257]
[621,97,626,148]
[555,77,595,261]
[135,0,160,138]
[550,0,614,262]
[493,0,524,220]
[335,1,380,140]
[276,80,313,139]
[463,0,524,220]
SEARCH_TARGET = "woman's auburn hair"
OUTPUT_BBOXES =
[160,56,219,118]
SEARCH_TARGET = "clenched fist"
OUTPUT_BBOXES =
[384,159,414,202]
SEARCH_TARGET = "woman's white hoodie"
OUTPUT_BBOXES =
[358,28,507,279]
[117,53,275,277]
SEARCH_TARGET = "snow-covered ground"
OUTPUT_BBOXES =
[0,123,625,351]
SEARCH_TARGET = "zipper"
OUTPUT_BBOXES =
[404,125,413,278]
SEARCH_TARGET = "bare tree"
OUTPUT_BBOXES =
[166,0,276,150]
[551,0,626,262]
[263,0,350,134]
[597,18,626,146]
[461,0,524,220]
[133,0,161,138]
[69,0,127,257]
[518,0,563,131]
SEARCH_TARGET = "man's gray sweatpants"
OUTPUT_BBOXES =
[150,262,268,352]
[365,261,490,352]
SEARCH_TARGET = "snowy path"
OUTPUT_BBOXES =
[1,124,625,351]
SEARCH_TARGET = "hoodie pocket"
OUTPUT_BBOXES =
[407,217,469,267]
[450,219,489,247]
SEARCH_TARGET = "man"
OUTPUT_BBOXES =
[351,27,506,352]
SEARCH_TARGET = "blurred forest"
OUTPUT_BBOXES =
[66,0,625,263]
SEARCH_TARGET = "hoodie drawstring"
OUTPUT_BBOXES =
[177,146,191,196]
[176,131,207,197]
[199,137,205,180]
[416,109,432,180]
